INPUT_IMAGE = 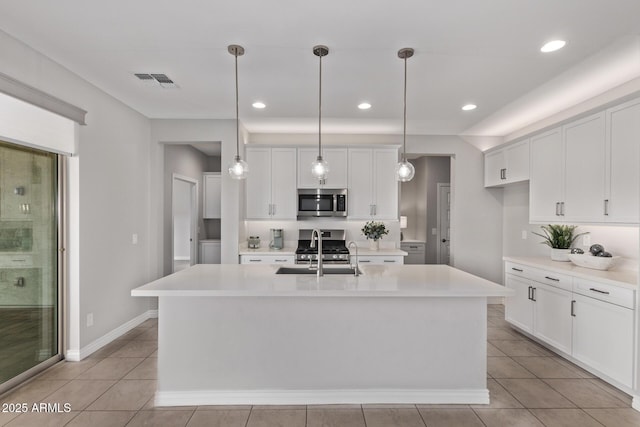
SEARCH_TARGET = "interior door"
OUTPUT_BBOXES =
[437,184,451,264]
[0,141,60,391]
[172,175,197,272]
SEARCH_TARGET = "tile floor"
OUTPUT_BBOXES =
[1,305,639,426]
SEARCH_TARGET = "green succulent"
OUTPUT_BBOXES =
[532,224,588,249]
[361,221,389,241]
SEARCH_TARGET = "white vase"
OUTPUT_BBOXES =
[369,239,379,251]
[550,248,571,262]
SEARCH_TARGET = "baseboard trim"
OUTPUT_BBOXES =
[155,389,489,407]
[65,309,156,361]
[632,395,640,412]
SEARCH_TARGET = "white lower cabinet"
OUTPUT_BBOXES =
[532,283,572,355]
[199,241,221,264]
[505,275,534,334]
[505,261,635,390]
[239,255,295,265]
[572,293,634,388]
[353,255,404,265]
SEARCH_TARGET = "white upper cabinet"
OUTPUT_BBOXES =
[606,98,640,223]
[563,112,606,222]
[245,147,297,220]
[530,128,563,222]
[297,148,348,188]
[529,103,638,224]
[203,173,221,219]
[348,148,398,220]
[484,139,529,187]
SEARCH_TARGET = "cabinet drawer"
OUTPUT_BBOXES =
[573,278,635,309]
[355,256,403,265]
[240,255,295,265]
[505,262,572,292]
[400,243,425,253]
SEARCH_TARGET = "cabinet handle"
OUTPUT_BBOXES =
[511,267,523,272]
[531,287,537,301]
[555,202,560,216]
[268,204,272,215]
[369,205,373,216]
[528,286,533,300]
[383,260,396,263]
[545,276,559,282]
[272,204,276,215]
[249,259,261,262]
[561,202,565,216]
[409,246,418,249]
[275,259,287,262]
[360,260,371,263]
[373,205,377,216]
[589,287,610,295]
[604,199,609,216]
[571,300,576,317]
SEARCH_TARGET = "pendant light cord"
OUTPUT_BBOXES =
[235,48,240,161]
[318,52,322,158]
[403,55,407,162]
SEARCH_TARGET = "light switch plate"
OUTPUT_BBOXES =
[86,313,94,327]
[431,228,437,236]
[521,230,527,240]
[132,234,138,245]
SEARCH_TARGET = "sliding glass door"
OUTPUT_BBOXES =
[0,140,60,388]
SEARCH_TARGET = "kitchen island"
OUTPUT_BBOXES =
[132,264,513,406]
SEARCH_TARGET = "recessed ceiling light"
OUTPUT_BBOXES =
[462,104,477,111]
[358,102,372,110]
[252,101,266,109]
[540,40,566,53]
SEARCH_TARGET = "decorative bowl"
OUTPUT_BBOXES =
[568,254,620,271]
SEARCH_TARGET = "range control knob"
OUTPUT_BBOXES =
[333,254,338,259]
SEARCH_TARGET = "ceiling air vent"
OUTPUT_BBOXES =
[134,73,179,89]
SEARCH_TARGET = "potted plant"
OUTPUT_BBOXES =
[532,224,588,262]
[361,221,389,251]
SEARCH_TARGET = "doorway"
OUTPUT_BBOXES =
[172,174,198,272]
[0,140,61,392]
[399,155,451,264]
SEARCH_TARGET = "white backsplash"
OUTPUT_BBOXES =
[244,219,401,249]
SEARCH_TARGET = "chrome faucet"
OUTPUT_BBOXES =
[310,229,323,277]
[348,241,359,276]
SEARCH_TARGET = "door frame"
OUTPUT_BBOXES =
[171,174,198,272]
[436,182,451,265]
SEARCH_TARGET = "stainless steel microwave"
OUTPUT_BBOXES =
[297,189,347,218]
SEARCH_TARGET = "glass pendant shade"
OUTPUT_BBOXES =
[311,155,329,180]
[396,160,415,182]
[228,155,249,180]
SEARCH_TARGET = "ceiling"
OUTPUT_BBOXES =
[1,0,640,144]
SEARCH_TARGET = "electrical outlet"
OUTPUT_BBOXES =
[582,234,591,247]
[431,228,437,236]
[521,230,527,240]
[132,234,138,245]
[86,313,94,327]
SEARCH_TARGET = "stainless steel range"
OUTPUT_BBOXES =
[295,229,350,264]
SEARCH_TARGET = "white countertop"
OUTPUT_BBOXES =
[132,263,513,298]
[504,256,638,289]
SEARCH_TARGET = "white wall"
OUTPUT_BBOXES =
[0,29,156,351]
[503,182,639,272]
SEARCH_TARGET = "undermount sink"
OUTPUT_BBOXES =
[275,266,361,275]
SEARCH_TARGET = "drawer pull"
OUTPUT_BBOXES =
[249,259,261,262]
[527,286,533,300]
[383,260,396,263]
[409,246,418,249]
[359,260,371,263]
[589,287,610,295]
[11,259,26,263]
[571,300,576,317]
[511,267,523,272]
[275,259,287,262]
[544,276,560,282]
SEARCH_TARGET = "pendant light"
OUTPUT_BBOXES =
[311,45,329,182]
[396,47,415,182]
[227,44,249,180]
